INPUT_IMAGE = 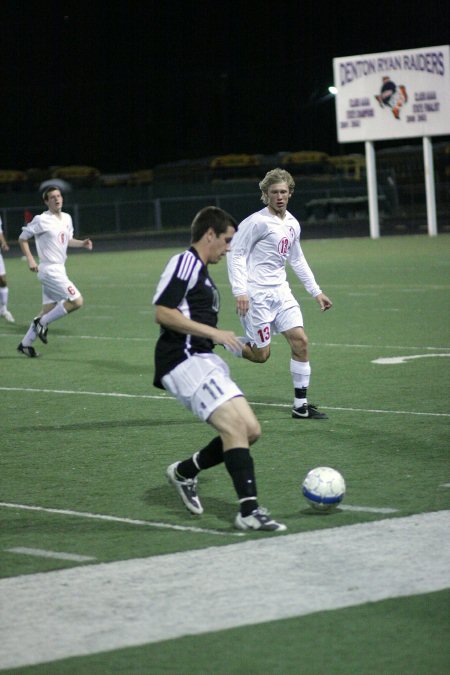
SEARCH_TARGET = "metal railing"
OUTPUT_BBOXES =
[1,183,449,240]
[0,193,261,239]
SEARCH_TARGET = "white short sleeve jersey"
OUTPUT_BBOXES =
[0,216,4,274]
[228,207,321,297]
[19,211,73,265]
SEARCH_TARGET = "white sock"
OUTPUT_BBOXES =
[0,287,8,308]
[22,321,38,347]
[40,302,68,326]
[291,359,311,407]
[290,359,311,387]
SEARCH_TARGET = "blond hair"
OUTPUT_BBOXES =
[259,168,295,204]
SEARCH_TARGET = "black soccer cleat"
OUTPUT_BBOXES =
[33,317,48,344]
[17,342,40,358]
[292,403,328,419]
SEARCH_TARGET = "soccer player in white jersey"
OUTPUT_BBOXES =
[17,186,93,357]
[154,206,286,532]
[227,168,332,419]
[0,216,15,323]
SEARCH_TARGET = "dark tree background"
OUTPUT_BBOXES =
[2,0,449,172]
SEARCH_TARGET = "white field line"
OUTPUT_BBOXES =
[310,405,449,418]
[0,511,449,670]
[0,500,398,542]
[0,386,170,400]
[5,548,95,562]
[1,386,449,417]
[339,505,398,514]
[185,283,450,292]
[0,502,243,538]
[310,342,450,351]
[0,332,150,342]
[2,331,450,351]
[54,284,450,291]
[310,283,450,291]
[372,354,450,364]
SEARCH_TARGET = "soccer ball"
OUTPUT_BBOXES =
[302,466,346,513]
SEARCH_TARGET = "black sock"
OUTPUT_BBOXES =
[223,447,258,516]
[177,437,224,479]
[295,387,307,399]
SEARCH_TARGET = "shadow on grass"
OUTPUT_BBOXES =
[143,485,236,524]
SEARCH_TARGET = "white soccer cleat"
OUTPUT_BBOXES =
[0,308,15,323]
[166,462,203,515]
[235,507,287,532]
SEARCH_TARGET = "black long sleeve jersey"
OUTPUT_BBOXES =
[152,246,220,389]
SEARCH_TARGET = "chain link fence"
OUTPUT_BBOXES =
[1,181,449,241]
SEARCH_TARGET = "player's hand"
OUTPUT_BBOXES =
[83,239,93,250]
[316,293,332,312]
[1,242,9,252]
[27,258,38,272]
[235,294,249,317]
[213,329,242,353]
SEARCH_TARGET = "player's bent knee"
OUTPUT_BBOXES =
[224,415,261,446]
[248,422,261,445]
[68,296,84,311]
[299,334,309,350]
[250,347,270,363]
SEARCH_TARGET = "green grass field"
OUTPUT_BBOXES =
[1,234,449,673]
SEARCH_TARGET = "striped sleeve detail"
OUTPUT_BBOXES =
[176,250,198,281]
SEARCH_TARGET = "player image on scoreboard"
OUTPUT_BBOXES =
[374,76,408,120]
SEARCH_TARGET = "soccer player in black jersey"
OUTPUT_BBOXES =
[153,206,286,532]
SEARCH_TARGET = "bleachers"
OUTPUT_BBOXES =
[1,143,449,239]
[1,142,449,192]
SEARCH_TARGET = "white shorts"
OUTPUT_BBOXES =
[0,253,5,276]
[37,263,81,304]
[162,353,243,421]
[241,282,303,348]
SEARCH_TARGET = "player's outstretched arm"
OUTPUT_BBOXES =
[69,238,93,250]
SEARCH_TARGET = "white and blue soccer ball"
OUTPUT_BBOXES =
[302,466,346,512]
